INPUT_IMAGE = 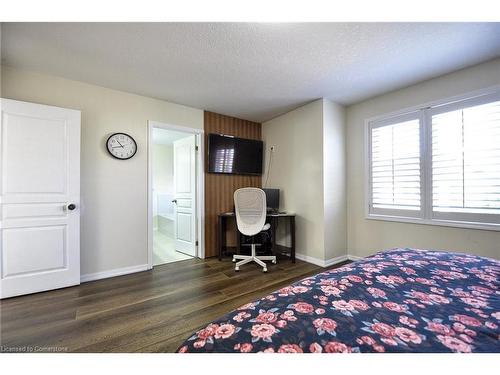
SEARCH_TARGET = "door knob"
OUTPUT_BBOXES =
[67,203,76,210]
[171,199,177,204]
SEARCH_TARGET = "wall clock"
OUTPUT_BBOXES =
[106,133,137,160]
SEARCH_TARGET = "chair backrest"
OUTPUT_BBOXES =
[234,188,267,236]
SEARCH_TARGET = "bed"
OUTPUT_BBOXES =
[177,248,499,353]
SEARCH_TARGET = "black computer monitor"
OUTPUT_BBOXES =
[263,188,280,212]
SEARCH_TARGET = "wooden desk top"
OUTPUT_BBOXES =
[219,212,295,217]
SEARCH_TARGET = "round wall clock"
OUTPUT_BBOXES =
[106,133,137,160]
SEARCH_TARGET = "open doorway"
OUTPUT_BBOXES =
[148,121,204,267]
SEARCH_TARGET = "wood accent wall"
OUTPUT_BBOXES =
[204,111,262,257]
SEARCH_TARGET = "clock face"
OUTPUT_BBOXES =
[106,133,137,160]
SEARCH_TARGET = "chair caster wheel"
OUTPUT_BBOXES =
[263,268,267,273]
[272,259,277,264]
[232,258,236,263]
[235,267,239,271]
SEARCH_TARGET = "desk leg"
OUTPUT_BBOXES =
[271,216,277,256]
[218,216,224,261]
[290,216,296,263]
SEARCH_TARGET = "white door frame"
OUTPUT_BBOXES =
[147,120,205,268]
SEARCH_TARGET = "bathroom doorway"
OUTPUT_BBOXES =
[148,121,204,267]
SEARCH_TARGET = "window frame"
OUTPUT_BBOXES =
[365,86,500,231]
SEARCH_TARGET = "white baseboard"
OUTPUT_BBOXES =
[324,255,350,267]
[295,253,325,267]
[296,253,364,268]
[348,254,363,261]
[295,253,348,268]
[81,264,150,283]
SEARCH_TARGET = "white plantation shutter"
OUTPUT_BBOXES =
[369,115,422,216]
[367,89,500,229]
[431,98,500,223]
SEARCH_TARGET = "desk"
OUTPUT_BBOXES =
[217,212,296,262]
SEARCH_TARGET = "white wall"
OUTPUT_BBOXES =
[152,143,174,195]
[152,143,173,231]
[1,66,204,277]
[262,99,347,264]
[346,58,500,260]
[0,26,3,98]
[323,99,347,260]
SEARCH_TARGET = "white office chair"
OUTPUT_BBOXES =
[233,188,277,272]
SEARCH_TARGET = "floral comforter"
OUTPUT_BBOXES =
[177,249,500,353]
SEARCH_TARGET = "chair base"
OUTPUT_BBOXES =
[233,244,276,272]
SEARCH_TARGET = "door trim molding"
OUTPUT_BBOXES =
[147,121,205,269]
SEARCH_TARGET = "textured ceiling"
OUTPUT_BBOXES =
[2,22,500,122]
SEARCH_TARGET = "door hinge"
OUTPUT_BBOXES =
[195,145,199,151]
[195,240,199,246]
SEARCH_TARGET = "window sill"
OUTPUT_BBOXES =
[366,213,500,232]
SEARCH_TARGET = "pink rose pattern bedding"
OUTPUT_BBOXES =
[177,249,499,353]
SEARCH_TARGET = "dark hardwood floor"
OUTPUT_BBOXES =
[0,257,348,353]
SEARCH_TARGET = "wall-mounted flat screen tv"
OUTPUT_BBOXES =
[208,134,263,175]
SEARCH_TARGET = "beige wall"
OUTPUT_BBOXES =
[323,99,347,260]
[1,66,204,277]
[346,58,500,260]
[263,99,347,264]
[263,100,325,261]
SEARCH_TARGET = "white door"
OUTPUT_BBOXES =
[173,135,196,257]
[0,99,81,299]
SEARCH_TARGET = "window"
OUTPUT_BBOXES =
[367,89,500,230]
[370,114,422,217]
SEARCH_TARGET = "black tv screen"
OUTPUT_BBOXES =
[208,134,263,175]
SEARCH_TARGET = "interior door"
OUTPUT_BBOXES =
[173,135,196,257]
[0,99,81,299]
